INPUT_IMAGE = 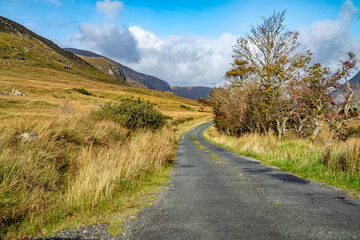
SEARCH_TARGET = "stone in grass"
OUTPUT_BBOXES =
[11,88,27,96]
[19,133,39,141]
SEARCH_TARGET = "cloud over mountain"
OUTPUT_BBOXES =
[68,23,236,86]
[68,0,139,63]
[124,26,236,86]
[73,23,140,62]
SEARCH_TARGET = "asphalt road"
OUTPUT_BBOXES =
[123,122,360,240]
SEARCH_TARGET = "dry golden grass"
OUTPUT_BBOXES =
[0,66,210,119]
[0,115,180,238]
[67,126,176,207]
[0,90,210,238]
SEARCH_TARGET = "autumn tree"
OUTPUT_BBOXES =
[210,84,248,134]
[212,10,310,137]
[211,11,360,142]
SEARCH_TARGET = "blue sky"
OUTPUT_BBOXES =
[1,0,360,86]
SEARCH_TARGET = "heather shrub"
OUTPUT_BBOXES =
[91,101,167,130]
[72,88,91,95]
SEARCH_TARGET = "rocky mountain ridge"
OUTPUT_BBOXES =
[64,48,172,92]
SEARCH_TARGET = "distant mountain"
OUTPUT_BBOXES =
[171,86,212,100]
[330,71,360,103]
[64,48,172,92]
[349,71,360,86]
[64,48,103,58]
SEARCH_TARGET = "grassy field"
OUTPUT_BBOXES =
[0,81,211,239]
[0,29,212,238]
[204,125,360,198]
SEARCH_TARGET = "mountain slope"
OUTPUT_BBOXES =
[64,48,172,92]
[171,86,212,100]
[330,71,360,103]
[349,71,360,86]
[0,16,126,85]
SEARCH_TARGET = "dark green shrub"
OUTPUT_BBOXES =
[171,117,194,126]
[91,101,167,130]
[179,104,194,111]
[73,88,91,95]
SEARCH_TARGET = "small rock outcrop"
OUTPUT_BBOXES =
[19,133,39,141]
[11,88,27,96]
[0,88,27,96]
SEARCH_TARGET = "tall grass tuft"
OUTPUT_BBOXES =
[0,115,175,238]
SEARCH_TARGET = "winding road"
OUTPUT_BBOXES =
[123,122,360,240]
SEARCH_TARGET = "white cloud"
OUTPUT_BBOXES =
[298,0,360,71]
[96,0,123,21]
[67,22,236,86]
[339,0,359,24]
[70,23,139,62]
[123,26,236,86]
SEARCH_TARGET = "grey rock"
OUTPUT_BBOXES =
[10,88,27,96]
[19,133,39,141]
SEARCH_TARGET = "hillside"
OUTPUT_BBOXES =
[0,16,207,119]
[171,86,212,100]
[64,48,172,92]
[0,16,126,85]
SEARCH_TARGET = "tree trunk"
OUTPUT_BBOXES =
[276,119,282,139]
[296,117,306,137]
[281,117,288,138]
[276,117,288,140]
[313,118,320,140]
